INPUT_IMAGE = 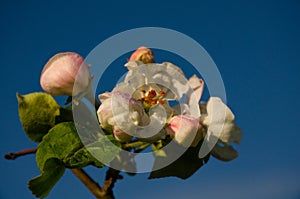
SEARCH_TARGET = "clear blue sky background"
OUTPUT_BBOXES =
[0,0,299,199]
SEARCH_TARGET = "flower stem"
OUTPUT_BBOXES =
[123,141,148,149]
[4,148,37,160]
[134,143,151,153]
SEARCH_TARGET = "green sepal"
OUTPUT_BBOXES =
[28,158,65,198]
[17,92,60,142]
[152,140,167,157]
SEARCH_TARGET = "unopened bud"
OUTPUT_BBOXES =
[40,52,91,96]
[129,46,155,64]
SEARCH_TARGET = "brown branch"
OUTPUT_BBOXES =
[103,168,123,194]
[4,148,37,160]
[71,168,122,199]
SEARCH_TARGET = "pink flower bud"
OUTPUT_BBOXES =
[166,115,203,147]
[40,52,91,96]
[129,46,155,64]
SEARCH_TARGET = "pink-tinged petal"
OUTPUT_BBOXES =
[40,52,90,96]
[97,91,150,132]
[211,143,238,161]
[187,75,204,103]
[98,92,112,103]
[166,115,202,147]
[129,46,155,64]
[97,98,113,131]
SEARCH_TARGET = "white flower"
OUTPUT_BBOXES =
[97,91,149,133]
[97,61,203,144]
[200,97,242,161]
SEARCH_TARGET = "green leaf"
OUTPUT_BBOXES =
[17,92,60,142]
[28,158,65,198]
[32,122,122,197]
[65,136,121,168]
[149,141,210,179]
[36,122,121,170]
[64,144,104,168]
[36,122,83,170]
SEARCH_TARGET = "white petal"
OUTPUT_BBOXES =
[201,97,235,140]
[187,75,204,103]
[98,92,111,103]
[124,63,190,101]
[161,62,184,75]
[123,70,147,92]
[172,104,189,115]
[134,104,167,139]
[124,60,143,70]
[199,97,242,159]
[97,91,149,135]
[113,82,136,95]
[97,98,113,131]
[206,97,235,124]
[204,97,242,145]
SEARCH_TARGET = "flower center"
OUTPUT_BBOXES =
[138,89,166,110]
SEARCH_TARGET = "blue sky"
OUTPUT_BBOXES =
[0,0,299,199]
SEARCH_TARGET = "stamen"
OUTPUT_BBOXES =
[138,88,166,109]
[151,100,157,105]
[159,100,164,105]
[159,90,166,96]
[148,90,156,98]
[144,96,150,103]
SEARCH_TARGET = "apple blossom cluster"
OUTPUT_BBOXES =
[39,47,242,162]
